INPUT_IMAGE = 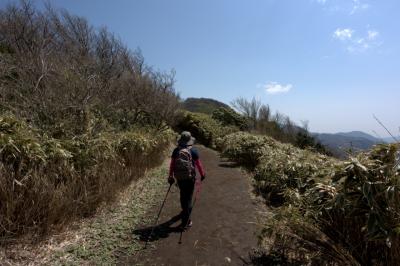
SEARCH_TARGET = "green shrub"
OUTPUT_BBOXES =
[175,111,238,148]
[219,132,338,193]
[218,132,272,168]
[212,107,248,130]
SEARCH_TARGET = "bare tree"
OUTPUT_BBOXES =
[0,1,179,135]
[231,97,261,130]
[300,120,309,133]
[272,111,285,128]
[258,104,270,122]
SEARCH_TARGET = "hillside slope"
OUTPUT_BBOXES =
[0,2,178,238]
[182,98,232,115]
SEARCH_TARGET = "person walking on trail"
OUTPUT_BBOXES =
[168,131,206,230]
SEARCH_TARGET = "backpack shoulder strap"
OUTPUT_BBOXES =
[179,147,192,158]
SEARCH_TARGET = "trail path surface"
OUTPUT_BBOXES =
[127,145,261,266]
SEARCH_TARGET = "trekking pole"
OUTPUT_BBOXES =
[178,181,202,244]
[144,183,172,249]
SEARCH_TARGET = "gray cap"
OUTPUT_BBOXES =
[178,131,195,146]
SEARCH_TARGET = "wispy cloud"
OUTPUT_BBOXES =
[333,28,354,41]
[333,27,381,53]
[259,82,293,95]
[367,30,379,40]
[314,0,370,15]
[350,0,370,14]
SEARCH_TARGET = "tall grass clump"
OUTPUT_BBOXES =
[219,132,400,265]
[320,144,400,265]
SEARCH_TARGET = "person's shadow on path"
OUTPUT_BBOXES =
[132,214,182,242]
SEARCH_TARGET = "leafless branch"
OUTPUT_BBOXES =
[373,114,398,143]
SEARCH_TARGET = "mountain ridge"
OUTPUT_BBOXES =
[314,131,383,158]
[335,131,381,142]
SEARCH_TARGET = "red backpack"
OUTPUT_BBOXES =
[174,147,195,181]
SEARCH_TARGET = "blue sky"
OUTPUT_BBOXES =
[1,0,399,136]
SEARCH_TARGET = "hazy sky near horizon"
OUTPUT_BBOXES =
[1,0,399,136]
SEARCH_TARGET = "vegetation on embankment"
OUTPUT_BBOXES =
[219,131,400,265]
[0,2,178,239]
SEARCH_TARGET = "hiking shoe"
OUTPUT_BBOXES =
[179,220,192,231]
[187,220,193,228]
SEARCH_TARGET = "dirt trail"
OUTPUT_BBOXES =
[127,145,261,266]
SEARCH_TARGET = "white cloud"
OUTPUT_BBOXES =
[333,27,381,53]
[367,30,379,40]
[262,82,293,95]
[333,28,354,40]
[347,38,369,53]
[350,0,369,14]
[314,0,370,15]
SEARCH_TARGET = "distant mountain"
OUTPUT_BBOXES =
[382,136,400,143]
[314,131,382,158]
[336,131,380,142]
[339,132,399,144]
[182,97,232,115]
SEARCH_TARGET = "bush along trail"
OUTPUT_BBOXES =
[126,145,264,266]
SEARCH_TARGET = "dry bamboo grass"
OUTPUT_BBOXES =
[220,132,400,265]
[0,115,174,240]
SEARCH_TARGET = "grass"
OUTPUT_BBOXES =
[0,160,170,265]
[54,163,169,265]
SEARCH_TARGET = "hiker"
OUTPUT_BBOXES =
[168,131,206,230]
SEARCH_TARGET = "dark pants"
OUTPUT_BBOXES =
[177,179,195,225]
